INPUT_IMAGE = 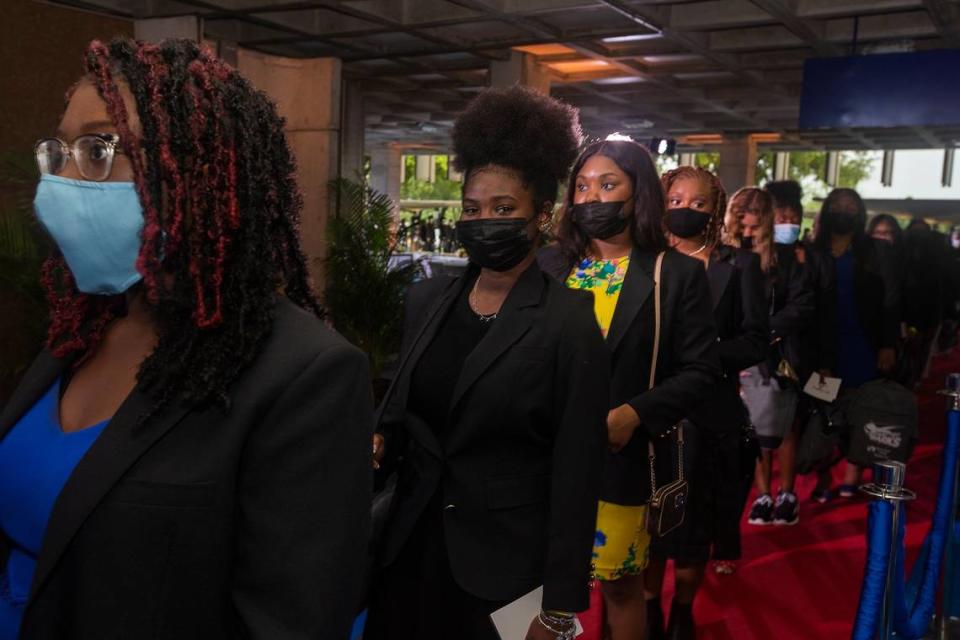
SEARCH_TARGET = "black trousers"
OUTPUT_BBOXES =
[366,493,508,640]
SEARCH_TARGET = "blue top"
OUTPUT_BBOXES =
[0,378,107,640]
[835,251,879,388]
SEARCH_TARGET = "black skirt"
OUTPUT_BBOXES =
[651,424,752,563]
[366,493,509,640]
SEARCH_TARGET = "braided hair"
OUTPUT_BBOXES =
[43,37,320,419]
[660,165,727,251]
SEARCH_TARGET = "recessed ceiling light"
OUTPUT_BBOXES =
[593,76,646,85]
[621,120,655,130]
[602,33,662,43]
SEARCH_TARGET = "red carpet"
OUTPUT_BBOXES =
[663,352,955,639]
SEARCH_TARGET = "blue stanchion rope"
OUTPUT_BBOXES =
[893,409,960,637]
[851,409,960,640]
[853,500,896,640]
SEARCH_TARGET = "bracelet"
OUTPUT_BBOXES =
[537,611,577,639]
[544,609,574,618]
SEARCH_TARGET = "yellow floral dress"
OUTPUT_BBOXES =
[566,256,651,581]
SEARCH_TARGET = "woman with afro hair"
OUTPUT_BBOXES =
[539,146,722,639]
[0,38,372,639]
[368,86,610,639]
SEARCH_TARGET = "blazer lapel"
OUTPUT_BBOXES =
[707,247,734,310]
[377,273,464,459]
[606,248,654,355]
[28,386,192,604]
[447,263,544,417]
[0,351,71,442]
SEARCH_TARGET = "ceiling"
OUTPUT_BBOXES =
[42,0,960,151]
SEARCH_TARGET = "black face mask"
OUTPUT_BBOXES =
[571,201,630,240]
[740,236,754,251]
[827,211,858,235]
[456,218,533,272]
[665,207,711,239]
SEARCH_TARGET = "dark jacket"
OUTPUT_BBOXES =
[798,241,838,375]
[538,245,721,505]
[849,238,902,351]
[0,299,373,640]
[765,243,816,380]
[686,245,768,432]
[375,262,609,613]
[813,237,901,362]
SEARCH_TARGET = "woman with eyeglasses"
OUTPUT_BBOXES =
[367,86,609,640]
[0,38,372,639]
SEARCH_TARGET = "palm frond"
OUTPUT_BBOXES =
[324,177,422,380]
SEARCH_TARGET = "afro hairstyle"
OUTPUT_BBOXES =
[764,180,803,214]
[451,85,582,207]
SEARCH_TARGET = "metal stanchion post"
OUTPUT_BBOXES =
[862,461,917,640]
[937,373,960,639]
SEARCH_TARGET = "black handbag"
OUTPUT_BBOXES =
[644,252,689,538]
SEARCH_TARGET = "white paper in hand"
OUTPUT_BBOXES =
[490,586,584,639]
[803,373,842,403]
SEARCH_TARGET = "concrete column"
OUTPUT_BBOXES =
[490,51,550,94]
[237,50,341,287]
[717,134,757,193]
[341,80,366,182]
[370,143,403,212]
[415,155,436,182]
[134,16,201,42]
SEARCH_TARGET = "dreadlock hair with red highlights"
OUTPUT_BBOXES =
[43,38,320,419]
[660,165,727,251]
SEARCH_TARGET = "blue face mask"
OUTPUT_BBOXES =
[33,174,145,295]
[773,223,801,245]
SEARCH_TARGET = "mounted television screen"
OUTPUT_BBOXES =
[799,50,960,129]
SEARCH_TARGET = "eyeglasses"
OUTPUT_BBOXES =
[34,133,125,182]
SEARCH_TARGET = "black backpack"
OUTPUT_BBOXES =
[846,379,918,467]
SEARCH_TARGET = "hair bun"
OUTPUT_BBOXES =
[451,85,582,184]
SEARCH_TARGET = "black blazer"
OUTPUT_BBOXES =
[765,244,816,380]
[376,263,609,613]
[799,242,838,375]
[0,299,373,640]
[538,245,721,505]
[686,245,768,433]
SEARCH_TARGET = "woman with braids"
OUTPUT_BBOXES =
[640,167,767,640]
[0,38,372,639]
[538,141,720,640]
[367,86,609,640]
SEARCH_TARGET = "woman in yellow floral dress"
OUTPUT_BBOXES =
[539,138,720,639]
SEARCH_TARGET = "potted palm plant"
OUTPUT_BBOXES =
[0,152,48,404]
[324,177,422,395]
